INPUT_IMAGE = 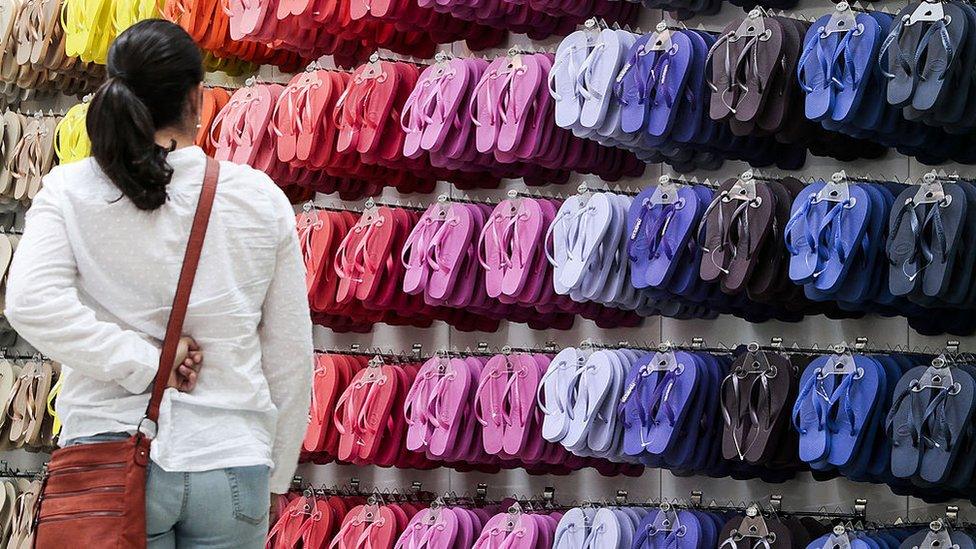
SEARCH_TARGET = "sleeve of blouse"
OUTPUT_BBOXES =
[4,180,161,394]
[259,189,314,494]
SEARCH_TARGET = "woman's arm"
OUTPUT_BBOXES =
[4,182,161,394]
[260,194,314,494]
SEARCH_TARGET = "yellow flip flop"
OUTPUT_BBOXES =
[55,102,89,163]
[45,371,61,440]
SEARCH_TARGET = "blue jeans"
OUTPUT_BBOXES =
[66,433,269,549]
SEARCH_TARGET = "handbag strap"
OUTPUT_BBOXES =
[143,156,220,426]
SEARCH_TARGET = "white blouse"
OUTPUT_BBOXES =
[4,146,313,493]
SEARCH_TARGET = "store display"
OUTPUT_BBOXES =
[10,0,976,540]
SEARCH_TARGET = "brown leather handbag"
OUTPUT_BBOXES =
[33,157,220,549]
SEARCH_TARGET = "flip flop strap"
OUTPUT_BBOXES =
[425,370,456,430]
[537,361,571,415]
[473,368,498,428]
[402,369,433,428]
[354,517,385,549]
[719,372,750,459]
[812,200,850,275]
[915,19,955,81]
[629,202,677,262]
[886,198,921,268]
[732,34,762,94]
[649,51,675,108]
[656,370,683,427]
[354,376,385,434]
[641,369,677,439]
[704,31,735,93]
[400,78,435,134]
[817,371,855,432]
[783,194,816,256]
[544,208,573,266]
[921,387,953,449]
[576,42,607,102]
[298,215,324,271]
[581,523,605,548]
[828,31,856,91]
[401,214,439,270]
[879,16,913,79]
[837,25,867,88]
[269,85,303,137]
[566,205,597,264]
[903,202,944,281]
[553,523,584,549]
[467,71,494,129]
[724,199,752,266]
[425,213,460,271]
[614,45,653,105]
[791,370,825,434]
[885,386,922,445]
[695,193,723,254]
[548,45,575,102]
[477,212,511,271]
[747,370,774,431]
[920,202,948,265]
[505,212,528,269]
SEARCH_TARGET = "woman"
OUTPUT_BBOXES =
[4,20,313,548]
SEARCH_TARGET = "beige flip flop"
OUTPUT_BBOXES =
[9,478,37,549]
[41,363,60,447]
[28,117,57,200]
[8,117,40,201]
[0,0,19,81]
[0,360,14,426]
[0,234,13,283]
[25,361,52,447]
[30,0,60,66]
[0,112,23,197]
[5,362,33,448]
[0,480,14,544]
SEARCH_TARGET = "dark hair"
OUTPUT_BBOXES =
[87,19,204,211]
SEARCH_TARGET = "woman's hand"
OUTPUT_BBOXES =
[167,336,203,392]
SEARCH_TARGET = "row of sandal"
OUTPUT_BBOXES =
[162,0,302,72]
[785,173,976,335]
[270,489,569,549]
[302,352,642,475]
[402,197,644,330]
[799,2,976,164]
[556,502,843,549]
[538,344,802,482]
[549,19,884,173]
[226,0,505,65]
[270,492,429,549]
[297,202,642,332]
[206,54,646,202]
